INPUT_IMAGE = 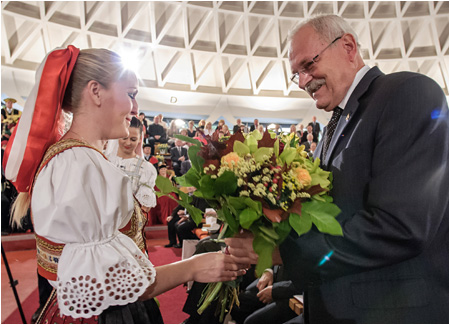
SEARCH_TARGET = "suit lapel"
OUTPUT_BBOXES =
[323,67,384,168]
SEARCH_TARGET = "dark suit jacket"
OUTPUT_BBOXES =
[170,146,188,163]
[148,123,166,139]
[279,67,449,323]
[300,131,318,144]
[308,121,321,138]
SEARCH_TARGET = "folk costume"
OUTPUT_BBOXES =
[107,154,158,210]
[2,46,163,323]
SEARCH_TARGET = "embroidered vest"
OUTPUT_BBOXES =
[33,139,148,281]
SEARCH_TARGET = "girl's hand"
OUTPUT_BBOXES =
[190,252,246,283]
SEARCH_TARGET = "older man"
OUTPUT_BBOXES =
[226,14,448,323]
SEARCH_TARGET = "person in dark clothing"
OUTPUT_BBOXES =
[147,115,167,155]
[230,266,299,324]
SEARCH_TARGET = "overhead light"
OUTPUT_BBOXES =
[119,50,140,74]
[174,119,185,127]
[170,96,177,104]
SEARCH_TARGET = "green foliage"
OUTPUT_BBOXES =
[289,212,312,236]
[253,232,275,277]
[239,208,260,229]
[215,171,238,195]
[279,147,297,165]
[188,145,204,173]
[254,147,273,163]
[302,200,343,236]
[233,141,250,156]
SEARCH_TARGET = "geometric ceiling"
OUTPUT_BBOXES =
[1,1,449,125]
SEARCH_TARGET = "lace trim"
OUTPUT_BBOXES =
[57,253,155,318]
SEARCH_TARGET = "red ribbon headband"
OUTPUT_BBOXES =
[3,45,80,192]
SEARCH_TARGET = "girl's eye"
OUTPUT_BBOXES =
[128,92,137,100]
[130,138,138,142]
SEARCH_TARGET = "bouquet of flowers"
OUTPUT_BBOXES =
[155,129,342,320]
[157,143,169,154]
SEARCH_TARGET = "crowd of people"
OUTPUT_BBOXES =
[1,12,448,325]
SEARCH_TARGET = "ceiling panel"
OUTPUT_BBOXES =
[1,1,448,125]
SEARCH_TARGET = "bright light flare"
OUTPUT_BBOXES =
[119,50,141,74]
[174,119,186,127]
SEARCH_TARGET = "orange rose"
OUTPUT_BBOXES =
[221,152,240,169]
[293,167,311,188]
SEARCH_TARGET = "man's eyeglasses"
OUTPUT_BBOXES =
[290,36,342,85]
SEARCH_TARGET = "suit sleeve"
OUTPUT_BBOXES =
[272,280,299,301]
[280,74,449,290]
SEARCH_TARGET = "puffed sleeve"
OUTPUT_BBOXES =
[32,147,156,318]
[134,160,157,208]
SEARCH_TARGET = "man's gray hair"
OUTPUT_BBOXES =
[288,14,361,48]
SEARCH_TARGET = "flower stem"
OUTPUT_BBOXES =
[197,282,223,315]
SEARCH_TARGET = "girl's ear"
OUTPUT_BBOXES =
[86,80,102,106]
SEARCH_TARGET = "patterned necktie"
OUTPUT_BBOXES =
[323,107,343,159]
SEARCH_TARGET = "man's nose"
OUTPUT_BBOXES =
[298,73,313,90]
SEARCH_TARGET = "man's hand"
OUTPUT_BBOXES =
[178,156,185,162]
[225,231,283,266]
[167,216,173,222]
[224,231,258,265]
[256,270,274,291]
[257,286,273,304]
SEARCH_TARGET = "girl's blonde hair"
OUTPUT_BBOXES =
[11,48,132,227]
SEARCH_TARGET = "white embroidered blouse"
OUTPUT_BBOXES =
[32,146,156,318]
[106,155,157,209]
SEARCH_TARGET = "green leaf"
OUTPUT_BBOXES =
[199,175,216,199]
[233,141,250,156]
[274,220,292,243]
[155,175,177,194]
[253,233,275,277]
[259,225,279,241]
[183,205,204,226]
[289,212,312,236]
[215,171,238,195]
[244,198,262,215]
[310,169,331,190]
[274,139,280,158]
[183,168,201,188]
[279,147,297,165]
[302,200,343,236]
[253,147,273,163]
[188,145,204,173]
[218,207,239,234]
[174,134,201,146]
[226,196,248,211]
[244,134,258,154]
[239,208,260,229]
[177,190,191,204]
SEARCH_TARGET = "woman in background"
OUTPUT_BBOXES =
[204,121,214,136]
[187,120,196,137]
[107,117,156,212]
[3,46,244,323]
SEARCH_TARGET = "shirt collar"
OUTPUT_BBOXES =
[338,65,370,110]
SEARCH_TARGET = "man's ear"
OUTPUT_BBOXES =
[86,80,102,106]
[341,33,359,61]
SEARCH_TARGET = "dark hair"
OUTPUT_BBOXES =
[130,116,143,133]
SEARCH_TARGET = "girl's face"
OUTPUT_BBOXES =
[159,167,167,177]
[102,73,138,139]
[118,126,140,157]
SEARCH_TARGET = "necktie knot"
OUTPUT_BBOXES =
[323,107,343,160]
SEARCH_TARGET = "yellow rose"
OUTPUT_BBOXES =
[293,167,311,188]
[221,152,241,170]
